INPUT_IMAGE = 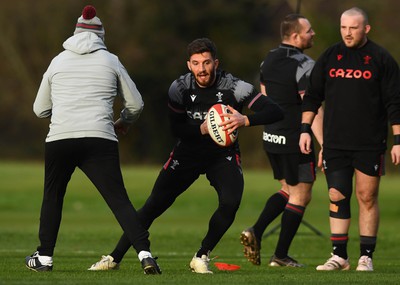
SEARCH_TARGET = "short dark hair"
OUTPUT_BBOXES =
[280,14,307,40]
[187,38,217,59]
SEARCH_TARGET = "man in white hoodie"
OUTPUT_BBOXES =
[25,5,161,275]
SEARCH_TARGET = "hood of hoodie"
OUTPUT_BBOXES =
[63,32,106,55]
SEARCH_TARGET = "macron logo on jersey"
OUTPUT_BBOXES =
[263,132,286,145]
[190,94,197,102]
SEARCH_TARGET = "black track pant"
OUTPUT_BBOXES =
[111,147,244,259]
[36,138,150,256]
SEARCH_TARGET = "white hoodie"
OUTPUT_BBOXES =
[33,32,144,142]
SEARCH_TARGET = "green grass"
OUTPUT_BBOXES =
[1,161,400,284]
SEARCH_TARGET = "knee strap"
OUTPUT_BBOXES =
[329,197,351,219]
[326,168,353,219]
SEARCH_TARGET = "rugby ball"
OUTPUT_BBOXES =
[206,104,238,147]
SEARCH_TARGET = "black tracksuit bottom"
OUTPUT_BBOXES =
[36,138,150,256]
[111,143,244,260]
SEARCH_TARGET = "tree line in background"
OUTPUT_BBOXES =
[1,0,399,170]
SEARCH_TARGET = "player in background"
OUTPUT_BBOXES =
[240,14,323,267]
[26,5,161,274]
[88,37,284,273]
[300,7,400,271]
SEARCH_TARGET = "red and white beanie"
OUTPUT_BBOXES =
[74,5,105,40]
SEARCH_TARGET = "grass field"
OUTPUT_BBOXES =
[1,161,399,284]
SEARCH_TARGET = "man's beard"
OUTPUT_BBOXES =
[195,69,216,87]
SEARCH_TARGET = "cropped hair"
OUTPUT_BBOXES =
[280,14,307,40]
[187,38,217,60]
[342,7,369,25]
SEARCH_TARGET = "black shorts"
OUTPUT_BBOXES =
[323,148,385,177]
[266,151,316,186]
[159,143,244,203]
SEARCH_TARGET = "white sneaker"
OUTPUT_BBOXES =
[88,255,119,271]
[316,254,350,271]
[189,254,213,274]
[25,251,53,272]
[356,255,373,271]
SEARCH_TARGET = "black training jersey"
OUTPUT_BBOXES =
[167,70,282,156]
[260,44,315,153]
[303,40,400,151]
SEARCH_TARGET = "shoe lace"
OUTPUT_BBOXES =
[359,256,371,265]
[326,255,345,268]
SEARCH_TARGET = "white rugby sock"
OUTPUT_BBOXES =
[138,250,153,261]
[38,255,53,266]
